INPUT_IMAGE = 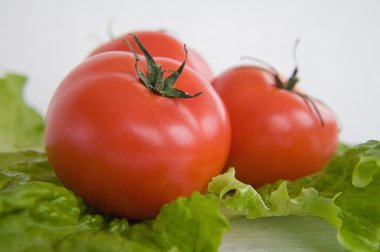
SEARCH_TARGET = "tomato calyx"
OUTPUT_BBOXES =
[240,42,326,127]
[123,34,202,99]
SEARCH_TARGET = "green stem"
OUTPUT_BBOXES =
[284,67,299,91]
[241,44,325,127]
[122,34,202,99]
[154,66,165,94]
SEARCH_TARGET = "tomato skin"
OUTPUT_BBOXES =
[45,52,230,220]
[212,66,339,188]
[89,31,213,82]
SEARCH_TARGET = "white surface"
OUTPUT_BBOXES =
[0,0,379,143]
[221,216,348,251]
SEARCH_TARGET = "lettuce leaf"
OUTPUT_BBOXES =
[0,73,44,152]
[209,140,380,252]
[0,150,229,252]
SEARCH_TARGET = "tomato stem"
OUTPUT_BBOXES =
[122,34,202,99]
[284,39,301,91]
[106,17,116,40]
[284,67,299,91]
[241,39,326,127]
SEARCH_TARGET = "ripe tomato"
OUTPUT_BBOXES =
[45,35,230,220]
[212,65,339,187]
[89,30,213,82]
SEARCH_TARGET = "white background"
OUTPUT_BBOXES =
[0,0,379,144]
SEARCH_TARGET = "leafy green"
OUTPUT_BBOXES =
[0,73,44,152]
[0,150,229,252]
[0,151,58,189]
[209,140,380,252]
[125,193,229,252]
[0,151,86,251]
[56,232,155,252]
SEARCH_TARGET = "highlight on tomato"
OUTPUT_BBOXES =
[89,30,214,82]
[45,34,231,220]
[212,56,339,188]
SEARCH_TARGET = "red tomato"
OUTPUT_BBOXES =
[89,30,213,82]
[212,66,339,188]
[45,37,230,220]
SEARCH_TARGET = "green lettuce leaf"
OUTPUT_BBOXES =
[209,140,380,252]
[0,73,44,152]
[124,193,229,252]
[0,150,229,252]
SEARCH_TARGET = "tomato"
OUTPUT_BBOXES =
[212,65,339,188]
[89,30,214,82]
[45,35,230,220]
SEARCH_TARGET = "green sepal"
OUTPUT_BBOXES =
[123,33,202,99]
